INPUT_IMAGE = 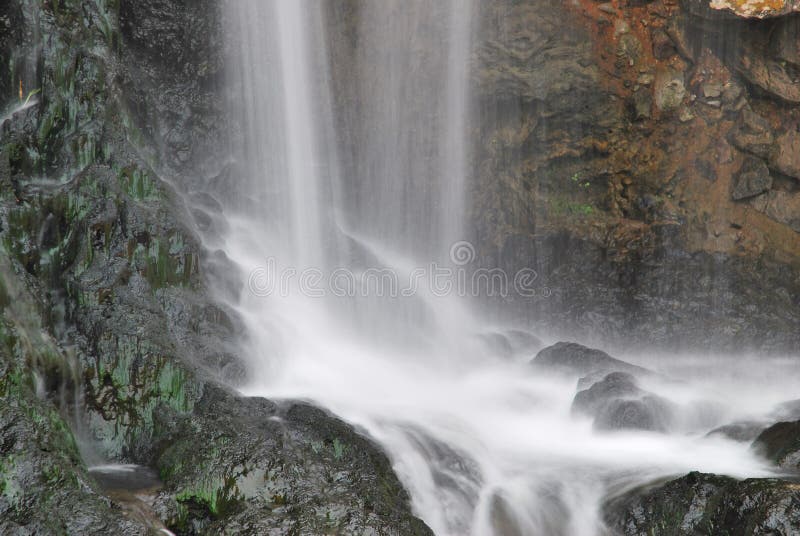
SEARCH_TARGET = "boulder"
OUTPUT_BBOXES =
[752,421,800,469]
[151,386,434,535]
[605,472,800,535]
[531,342,651,380]
[572,372,674,432]
[707,421,767,442]
[732,156,772,200]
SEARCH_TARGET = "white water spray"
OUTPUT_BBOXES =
[221,2,791,535]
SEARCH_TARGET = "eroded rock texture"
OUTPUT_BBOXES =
[472,0,800,353]
[0,0,430,534]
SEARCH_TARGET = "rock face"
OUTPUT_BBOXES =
[0,261,149,535]
[151,388,433,535]
[473,0,800,353]
[732,156,772,200]
[605,472,800,535]
[0,0,429,533]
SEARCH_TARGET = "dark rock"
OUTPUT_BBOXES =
[478,329,542,358]
[730,108,776,160]
[732,156,772,200]
[151,385,434,535]
[738,54,800,104]
[707,421,767,442]
[0,263,149,535]
[773,16,800,66]
[605,472,800,535]
[632,88,653,120]
[572,372,674,432]
[752,421,800,469]
[651,28,677,60]
[749,190,800,233]
[665,15,696,62]
[773,130,800,180]
[531,342,651,380]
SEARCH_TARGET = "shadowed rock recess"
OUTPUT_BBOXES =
[1,0,800,535]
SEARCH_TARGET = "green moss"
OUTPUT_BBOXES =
[84,336,197,459]
[128,234,195,290]
[0,456,23,507]
[118,165,159,201]
[550,196,596,217]
[175,474,239,518]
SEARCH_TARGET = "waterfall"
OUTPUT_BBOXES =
[221,2,783,535]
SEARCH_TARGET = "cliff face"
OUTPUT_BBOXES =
[2,0,800,533]
[0,1,430,534]
[472,0,800,352]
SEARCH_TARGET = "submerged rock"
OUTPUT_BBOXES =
[478,329,543,359]
[572,372,674,432]
[531,342,650,382]
[707,421,767,442]
[605,472,800,535]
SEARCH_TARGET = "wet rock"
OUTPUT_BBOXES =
[773,130,800,180]
[773,16,800,66]
[738,53,800,104]
[0,264,149,535]
[709,0,800,18]
[721,80,746,113]
[605,472,800,535]
[572,372,674,432]
[749,190,800,233]
[479,329,543,358]
[532,342,650,381]
[730,109,776,160]
[702,82,723,99]
[752,421,800,469]
[654,70,687,112]
[707,421,767,441]
[652,28,677,59]
[151,385,433,535]
[632,89,653,120]
[732,156,772,200]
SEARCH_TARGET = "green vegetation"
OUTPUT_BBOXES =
[550,196,595,217]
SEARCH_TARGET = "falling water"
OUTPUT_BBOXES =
[221,2,790,535]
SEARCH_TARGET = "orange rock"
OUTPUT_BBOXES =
[709,0,800,18]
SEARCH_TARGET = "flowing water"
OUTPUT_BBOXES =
[220,2,793,534]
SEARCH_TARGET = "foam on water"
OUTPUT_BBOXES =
[220,1,792,534]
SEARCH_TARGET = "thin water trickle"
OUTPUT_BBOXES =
[220,2,790,535]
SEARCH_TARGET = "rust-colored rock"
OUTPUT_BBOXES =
[709,0,800,18]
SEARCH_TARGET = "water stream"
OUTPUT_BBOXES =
[220,2,793,534]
